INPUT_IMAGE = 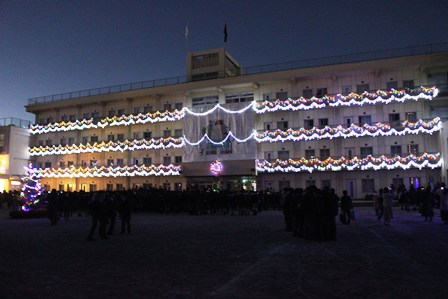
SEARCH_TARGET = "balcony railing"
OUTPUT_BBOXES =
[27,42,448,105]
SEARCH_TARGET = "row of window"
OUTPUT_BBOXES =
[263,112,418,131]
[265,144,420,160]
[274,176,420,194]
[36,156,183,169]
[37,130,183,147]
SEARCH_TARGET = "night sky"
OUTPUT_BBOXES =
[1,0,447,121]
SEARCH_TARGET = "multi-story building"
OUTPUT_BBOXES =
[0,118,31,191]
[26,43,448,198]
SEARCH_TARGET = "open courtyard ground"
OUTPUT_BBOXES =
[0,207,447,298]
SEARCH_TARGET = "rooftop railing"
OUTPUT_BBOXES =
[27,42,448,105]
[0,117,32,129]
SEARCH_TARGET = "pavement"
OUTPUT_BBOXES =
[0,207,447,299]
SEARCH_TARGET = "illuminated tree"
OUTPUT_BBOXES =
[20,162,44,212]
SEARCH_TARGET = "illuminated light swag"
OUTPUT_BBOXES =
[255,117,442,142]
[29,137,184,157]
[34,164,181,178]
[29,87,438,135]
[256,153,442,173]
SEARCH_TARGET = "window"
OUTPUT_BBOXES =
[39,118,45,124]
[320,149,330,160]
[163,130,171,138]
[69,114,76,121]
[108,110,116,117]
[67,161,74,167]
[319,118,329,127]
[192,95,219,107]
[408,144,419,155]
[133,132,140,139]
[117,134,125,141]
[143,157,152,165]
[389,113,400,126]
[174,129,183,138]
[68,138,75,145]
[428,72,448,96]
[360,147,373,158]
[117,109,125,116]
[341,85,352,96]
[344,117,353,128]
[116,159,124,166]
[264,122,272,131]
[81,160,87,167]
[387,81,398,90]
[90,136,98,143]
[107,159,114,166]
[59,161,66,168]
[321,180,331,189]
[60,138,66,146]
[264,151,273,160]
[409,177,421,189]
[144,106,153,113]
[391,145,402,156]
[278,151,289,160]
[263,93,272,101]
[44,162,51,168]
[303,89,313,98]
[61,115,68,122]
[47,117,53,123]
[82,113,90,119]
[106,184,113,191]
[225,92,254,104]
[82,137,88,144]
[45,139,52,146]
[345,148,354,159]
[316,88,327,97]
[38,140,44,146]
[305,180,315,188]
[37,162,43,168]
[362,179,375,193]
[107,135,115,142]
[277,121,288,130]
[163,183,171,190]
[304,119,314,130]
[174,183,182,192]
[276,92,288,100]
[163,156,171,165]
[133,107,141,114]
[143,131,152,139]
[358,115,371,126]
[163,103,172,111]
[305,149,315,159]
[133,158,139,165]
[405,112,417,123]
[175,103,183,110]
[90,160,98,167]
[175,156,182,163]
[91,111,99,118]
[116,184,123,191]
[403,80,414,89]
[356,84,369,93]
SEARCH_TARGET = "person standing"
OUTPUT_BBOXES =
[340,190,353,225]
[383,188,394,225]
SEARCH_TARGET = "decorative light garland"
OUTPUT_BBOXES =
[255,117,442,142]
[20,162,43,212]
[256,152,442,173]
[29,87,438,135]
[210,160,224,176]
[254,87,438,113]
[183,131,255,146]
[29,137,184,156]
[34,164,181,178]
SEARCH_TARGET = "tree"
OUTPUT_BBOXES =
[20,162,44,212]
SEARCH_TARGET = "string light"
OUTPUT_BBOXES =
[20,162,43,212]
[210,160,224,176]
[34,164,181,178]
[29,137,184,156]
[255,117,442,142]
[29,87,438,135]
[182,131,255,146]
[256,153,442,173]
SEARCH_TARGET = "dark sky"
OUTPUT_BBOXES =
[1,0,448,121]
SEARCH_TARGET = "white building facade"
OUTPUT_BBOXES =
[26,45,448,198]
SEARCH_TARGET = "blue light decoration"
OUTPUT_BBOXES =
[20,162,44,212]
[210,160,224,176]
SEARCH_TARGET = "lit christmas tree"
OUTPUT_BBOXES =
[20,162,44,212]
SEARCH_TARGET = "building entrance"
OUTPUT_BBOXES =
[187,176,256,192]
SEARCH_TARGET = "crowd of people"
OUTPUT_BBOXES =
[2,182,448,241]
